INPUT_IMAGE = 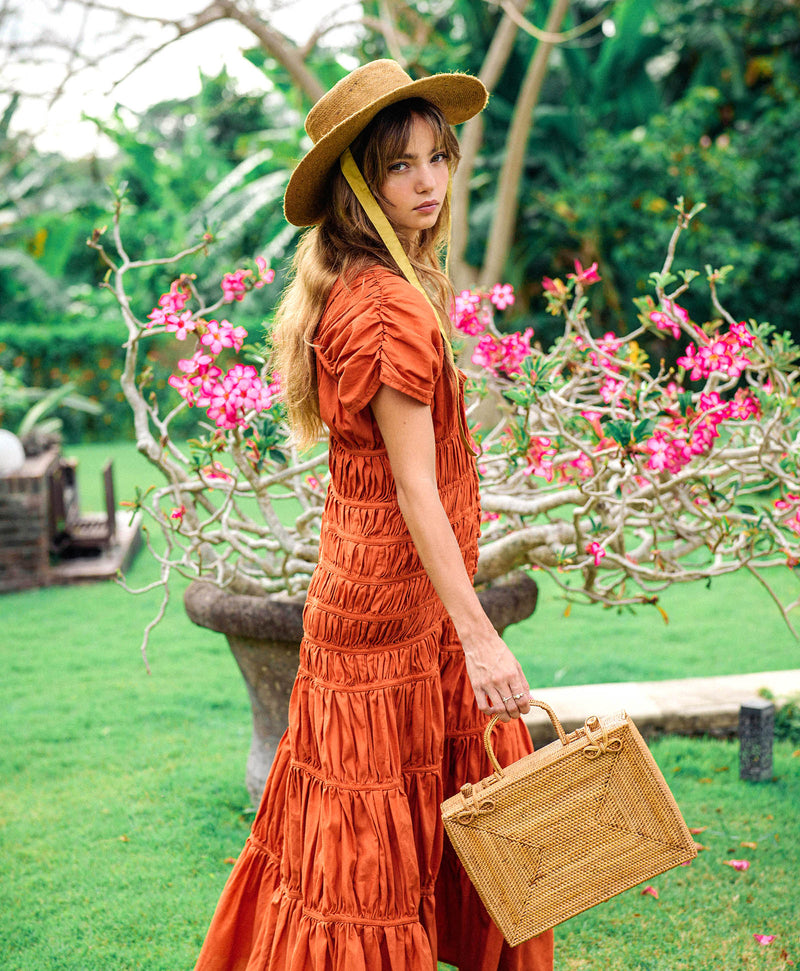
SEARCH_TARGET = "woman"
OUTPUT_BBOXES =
[195,59,554,971]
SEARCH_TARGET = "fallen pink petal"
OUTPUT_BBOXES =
[753,934,776,946]
[641,886,659,899]
[723,859,750,871]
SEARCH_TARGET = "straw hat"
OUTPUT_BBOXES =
[283,59,488,227]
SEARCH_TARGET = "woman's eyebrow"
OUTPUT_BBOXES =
[392,148,443,161]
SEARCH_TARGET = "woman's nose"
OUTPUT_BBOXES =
[416,165,435,191]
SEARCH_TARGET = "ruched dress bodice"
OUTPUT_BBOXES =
[195,267,554,971]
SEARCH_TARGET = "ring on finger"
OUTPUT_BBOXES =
[513,692,526,700]
[501,695,514,704]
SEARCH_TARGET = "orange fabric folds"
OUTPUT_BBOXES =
[194,268,554,971]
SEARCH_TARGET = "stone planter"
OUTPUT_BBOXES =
[184,573,538,805]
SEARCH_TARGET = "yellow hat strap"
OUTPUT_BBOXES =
[339,148,453,357]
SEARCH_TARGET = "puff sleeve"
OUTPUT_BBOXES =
[318,269,444,416]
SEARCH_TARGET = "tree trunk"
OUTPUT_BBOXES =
[480,0,572,287]
[450,0,530,291]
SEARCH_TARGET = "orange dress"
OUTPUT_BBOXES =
[195,267,554,971]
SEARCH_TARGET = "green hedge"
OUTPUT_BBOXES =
[0,319,196,442]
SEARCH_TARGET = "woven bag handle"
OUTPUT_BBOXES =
[484,698,568,777]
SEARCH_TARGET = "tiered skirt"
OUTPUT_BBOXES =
[194,434,554,970]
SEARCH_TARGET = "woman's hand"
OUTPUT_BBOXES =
[458,619,531,722]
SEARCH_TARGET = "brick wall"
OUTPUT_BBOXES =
[0,447,59,593]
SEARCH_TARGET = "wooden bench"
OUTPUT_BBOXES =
[49,458,117,554]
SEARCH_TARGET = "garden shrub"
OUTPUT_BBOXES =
[0,318,199,442]
[542,80,800,343]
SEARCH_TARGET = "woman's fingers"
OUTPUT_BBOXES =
[462,632,531,721]
[509,683,531,715]
[495,665,531,719]
[481,678,530,720]
[481,688,511,722]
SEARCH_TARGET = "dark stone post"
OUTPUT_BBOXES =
[738,698,774,782]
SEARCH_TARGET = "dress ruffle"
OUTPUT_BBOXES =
[194,268,553,971]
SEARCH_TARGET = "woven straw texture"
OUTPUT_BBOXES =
[284,59,487,225]
[441,700,697,946]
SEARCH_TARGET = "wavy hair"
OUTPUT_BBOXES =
[271,97,461,449]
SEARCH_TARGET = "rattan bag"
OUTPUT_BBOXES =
[441,700,697,945]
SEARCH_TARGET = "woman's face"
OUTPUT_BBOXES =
[377,113,450,242]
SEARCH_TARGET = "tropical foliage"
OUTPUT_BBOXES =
[0,367,101,447]
[1,0,799,441]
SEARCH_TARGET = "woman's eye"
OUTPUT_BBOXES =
[389,161,408,172]
[432,152,448,163]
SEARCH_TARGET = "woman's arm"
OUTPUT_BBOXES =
[371,384,531,721]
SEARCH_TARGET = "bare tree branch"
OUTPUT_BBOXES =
[377,0,407,65]
[300,3,362,58]
[488,0,616,44]
[212,0,326,103]
[3,0,333,128]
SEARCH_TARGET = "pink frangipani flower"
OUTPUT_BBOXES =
[723,859,750,871]
[164,309,196,340]
[254,256,276,287]
[158,281,190,313]
[591,331,622,368]
[730,320,756,348]
[200,462,235,485]
[454,296,487,335]
[599,374,626,405]
[586,541,605,566]
[522,436,556,481]
[753,934,776,946]
[146,282,192,328]
[568,259,600,285]
[221,269,250,303]
[167,373,200,405]
[498,328,534,374]
[490,283,515,310]
[727,389,761,421]
[774,493,800,511]
[201,319,247,355]
[146,306,173,328]
[471,330,535,376]
[202,365,274,430]
[649,299,689,340]
[542,276,567,296]
[677,323,753,381]
[564,451,594,482]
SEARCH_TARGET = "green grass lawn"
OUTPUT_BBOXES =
[1,439,796,969]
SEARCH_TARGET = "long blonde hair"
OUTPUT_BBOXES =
[271,98,462,448]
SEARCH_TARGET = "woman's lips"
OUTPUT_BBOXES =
[414,200,439,212]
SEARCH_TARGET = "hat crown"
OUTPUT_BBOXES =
[305,60,414,144]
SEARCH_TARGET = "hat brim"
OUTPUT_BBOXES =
[283,72,488,227]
